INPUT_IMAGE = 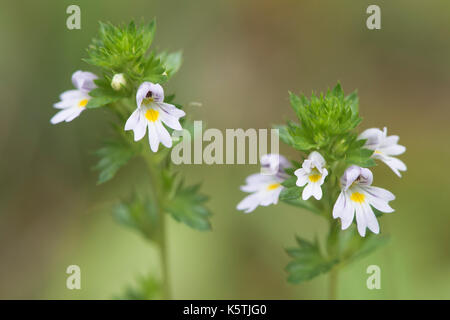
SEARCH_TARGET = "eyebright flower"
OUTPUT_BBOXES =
[111,73,126,90]
[294,151,328,200]
[237,154,291,213]
[124,82,185,152]
[333,165,395,237]
[50,71,98,124]
[358,127,407,177]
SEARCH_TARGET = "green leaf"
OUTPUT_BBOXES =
[143,53,167,83]
[86,76,130,109]
[94,137,136,184]
[346,147,376,167]
[113,191,159,240]
[279,186,301,200]
[158,51,183,78]
[286,236,338,284]
[164,183,212,231]
[346,235,390,264]
[114,274,162,300]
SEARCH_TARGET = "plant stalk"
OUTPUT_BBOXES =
[328,267,339,300]
[145,156,171,299]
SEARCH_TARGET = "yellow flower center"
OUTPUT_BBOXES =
[350,192,365,203]
[78,99,88,107]
[309,174,321,182]
[267,183,281,191]
[145,109,159,122]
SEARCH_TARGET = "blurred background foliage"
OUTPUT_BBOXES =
[0,0,449,299]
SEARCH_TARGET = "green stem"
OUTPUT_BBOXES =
[157,209,171,299]
[329,267,339,300]
[145,156,171,299]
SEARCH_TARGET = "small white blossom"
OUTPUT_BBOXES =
[50,71,98,124]
[359,127,406,177]
[125,82,185,152]
[237,154,291,213]
[333,165,395,237]
[111,73,126,90]
[294,151,328,200]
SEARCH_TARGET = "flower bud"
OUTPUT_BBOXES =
[111,73,126,90]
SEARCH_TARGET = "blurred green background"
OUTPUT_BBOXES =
[0,0,449,299]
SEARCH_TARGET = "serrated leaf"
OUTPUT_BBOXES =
[113,191,159,240]
[94,138,136,184]
[164,183,212,231]
[286,236,338,284]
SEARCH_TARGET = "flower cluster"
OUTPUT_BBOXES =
[51,72,184,153]
[237,84,407,238]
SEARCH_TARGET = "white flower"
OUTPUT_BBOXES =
[125,82,185,152]
[294,151,328,200]
[50,71,98,124]
[358,127,406,177]
[333,165,395,237]
[111,73,126,90]
[237,154,291,213]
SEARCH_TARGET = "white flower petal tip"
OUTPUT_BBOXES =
[237,154,289,213]
[51,71,98,125]
[358,127,407,177]
[333,166,395,237]
[295,151,328,200]
[126,82,185,152]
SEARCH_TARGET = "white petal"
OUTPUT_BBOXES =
[364,185,395,201]
[147,122,160,152]
[363,186,395,212]
[133,115,148,141]
[136,82,165,107]
[50,107,78,124]
[358,167,373,186]
[333,192,355,229]
[159,109,183,130]
[309,151,326,168]
[294,168,309,187]
[302,183,313,200]
[54,99,78,109]
[157,102,185,118]
[381,155,407,177]
[355,203,367,237]
[311,183,323,200]
[363,203,380,234]
[237,192,263,213]
[64,108,84,122]
[72,70,97,92]
[241,174,277,192]
[124,109,141,131]
[341,165,362,190]
[155,120,172,148]
[381,144,406,156]
[319,168,328,184]
[358,128,383,149]
[301,159,313,173]
[59,89,85,101]
[261,154,291,173]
